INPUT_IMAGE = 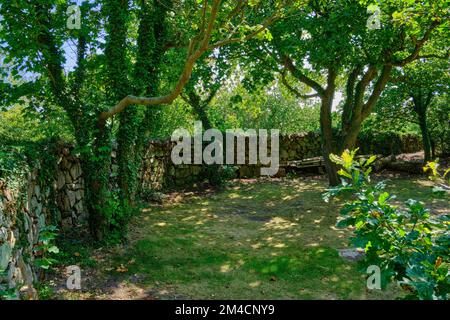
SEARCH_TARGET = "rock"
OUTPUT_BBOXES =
[8,230,16,247]
[338,248,364,261]
[37,214,45,230]
[65,171,73,184]
[19,285,38,300]
[61,217,72,229]
[74,201,84,214]
[75,190,83,201]
[67,191,76,207]
[4,188,13,202]
[27,228,34,248]
[34,185,41,198]
[0,242,12,271]
[62,196,71,212]
[35,203,43,216]
[69,164,81,180]
[23,214,32,232]
[30,197,39,211]
[7,264,17,289]
[31,224,39,244]
[0,227,7,242]
[57,172,65,190]
[17,256,34,285]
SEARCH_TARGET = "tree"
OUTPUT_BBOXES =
[239,0,449,185]
[181,50,233,130]
[377,58,450,162]
[0,0,290,240]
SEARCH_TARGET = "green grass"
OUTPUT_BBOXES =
[50,176,447,300]
[108,176,447,300]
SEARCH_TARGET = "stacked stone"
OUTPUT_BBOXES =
[139,131,423,189]
[0,144,90,300]
[140,140,172,191]
[55,147,86,228]
[140,139,209,190]
[400,134,423,154]
[279,132,322,163]
[1,178,38,300]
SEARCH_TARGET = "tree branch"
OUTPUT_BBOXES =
[281,54,325,97]
[99,0,282,122]
[418,50,450,60]
[362,64,393,118]
[354,65,378,113]
[280,71,319,99]
[207,13,280,50]
[71,34,87,98]
[392,20,440,66]
[99,0,222,122]
[341,66,363,129]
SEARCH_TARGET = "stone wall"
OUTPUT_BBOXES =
[0,131,423,298]
[0,144,86,299]
[54,146,87,228]
[139,131,423,190]
[357,132,423,155]
[1,170,45,299]
[140,140,204,190]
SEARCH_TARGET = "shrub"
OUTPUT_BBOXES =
[206,165,238,187]
[323,149,449,300]
[423,160,450,196]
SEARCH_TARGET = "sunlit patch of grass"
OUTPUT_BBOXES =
[382,177,449,215]
[51,176,442,300]
[107,178,420,299]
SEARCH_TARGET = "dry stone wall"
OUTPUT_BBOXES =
[140,132,423,190]
[1,170,47,299]
[55,146,87,228]
[0,131,423,298]
[0,144,86,299]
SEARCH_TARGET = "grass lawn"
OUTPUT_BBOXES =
[48,175,448,300]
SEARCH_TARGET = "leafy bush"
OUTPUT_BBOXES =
[33,226,59,271]
[323,149,449,300]
[206,165,238,187]
[140,188,165,204]
[423,160,450,195]
[0,285,17,300]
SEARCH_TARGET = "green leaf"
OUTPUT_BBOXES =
[378,192,390,205]
[365,155,377,166]
[338,168,352,179]
[47,246,60,254]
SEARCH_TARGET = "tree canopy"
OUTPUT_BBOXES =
[1,0,449,239]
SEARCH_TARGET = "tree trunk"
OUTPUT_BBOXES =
[320,95,339,186]
[193,102,213,130]
[78,121,112,241]
[116,107,139,207]
[431,139,436,159]
[341,119,362,152]
[417,109,432,162]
